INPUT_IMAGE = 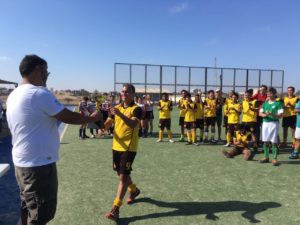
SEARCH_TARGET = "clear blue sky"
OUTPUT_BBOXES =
[0,0,299,92]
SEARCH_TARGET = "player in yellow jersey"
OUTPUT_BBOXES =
[224,92,241,147]
[223,90,234,138]
[195,93,204,142]
[104,84,142,221]
[281,86,299,148]
[183,92,199,145]
[242,89,259,151]
[156,93,174,143]
[222,124,252,160]
[177,90,188,142]
[204,90,217,143]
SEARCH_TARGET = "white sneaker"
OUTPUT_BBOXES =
[156,139,162,143]
[169,139,175,143]
[223,143,231,147]
[90,135,95,138]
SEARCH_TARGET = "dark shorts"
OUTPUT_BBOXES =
[184,121,196,130]
[146,111,154,119]
[195,119,204,129]
[223,116,228,127]
[112,150,137,175]
[179,117,185,126]
[159,119,171,130]
[227,123,239,135]
[102,110,109,122]
[282,116,296,128]
[15,163,58,225]
[242,122,256,134]
[204,117,216,126]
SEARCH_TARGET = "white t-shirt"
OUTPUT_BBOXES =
[7,84,65,167]
[0,98,3,119]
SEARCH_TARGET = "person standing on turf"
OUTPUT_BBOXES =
[104,83,142,221]
[6,54,101,225]
[178,89,188,142]
[289,99,300,159]
[259,87,283,166]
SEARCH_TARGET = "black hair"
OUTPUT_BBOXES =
[288,86,295,92]
[123,83,135,94]
[268,87,277,95]
[261,84,268,89]
[19,54,47,77]
[208,90,214,94]
[162,92,169,97]
[186,92,191,98]
[246,89,253,95]
[232,92,239,98]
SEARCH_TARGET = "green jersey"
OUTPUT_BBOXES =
[260,100,283,122]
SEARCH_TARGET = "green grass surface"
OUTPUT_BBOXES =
[49,109,300,225]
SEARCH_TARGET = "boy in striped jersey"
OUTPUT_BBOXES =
[184,93,199,145]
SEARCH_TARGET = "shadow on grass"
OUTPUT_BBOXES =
[118,198,281,224]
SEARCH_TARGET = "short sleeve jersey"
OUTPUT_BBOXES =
[283,96,299,117]
[227,102,241,124]
[295,101,300,128]
[159,100,172,119]
[204,98,217,117]
[178,98,188,117]
[184,102,197,122]
[110,102,142,152]
[260,100,284,122]
[195,102,204,119]
[235,131,251,148]
[242,100,257,122]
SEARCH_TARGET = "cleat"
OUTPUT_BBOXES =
[203,139,209,143]
[210,139,217,144]
[289,151,299,159]
[90,135,95,138]
[223,143,230,147]
[259,158,269,163]
[185,142,192,145]
[272,159,279,166]
[156,139,162,143]
[193,142,200,146]
[126,188,140,204]
[106,206,119,221]
[169,139,175,143]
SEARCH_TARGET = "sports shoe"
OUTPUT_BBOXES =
[210,139,217,144]
[126,188,140,204]
[178,138,185,142]
[203,139,209,143]
[169,139,175,143]
[156,139,162,143]
[185,142,192,145]
[106,206,119,221]
[223,143,230,147]
[272,159,279,166]
[90,135,95,138]
[193,142,200,146]
[289,151,299,159]
[259,158,269,163]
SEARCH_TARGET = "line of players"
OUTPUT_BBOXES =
[156,86,300,165]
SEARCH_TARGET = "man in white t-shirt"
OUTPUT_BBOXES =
[6,54,102,225]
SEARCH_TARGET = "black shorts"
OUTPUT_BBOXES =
[204,117,216,126]
[146,111,154,119]
[112,150,136,175]
[242,122,256,134]
[184,121,196,130]
[179,117,185,126]
[227,123,239,135]
[102,110,109,122]
[282,116,296,128]
[15,163,58,225]
[223,116,228,127]
[195,119,204,129]
[159,119,171,130]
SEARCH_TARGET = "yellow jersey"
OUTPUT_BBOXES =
[283,96,299,117]
[158,100,172,119]
[242,100,257,122]
[195,102,204,119]
[223,98,232,116]
[184,102,197,122]
[227,102,241,124]
[204,98,217,117]
[110,102,142,152]
[178,98,188,117]
[234,131,251,148]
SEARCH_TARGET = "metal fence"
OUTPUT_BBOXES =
[114,63,284,102]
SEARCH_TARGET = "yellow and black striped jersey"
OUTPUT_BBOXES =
[242,100,257,122]
[158,100,172,119]
[204,98,217,117]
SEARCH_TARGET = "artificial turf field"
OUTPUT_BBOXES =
[49,108,300,225]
